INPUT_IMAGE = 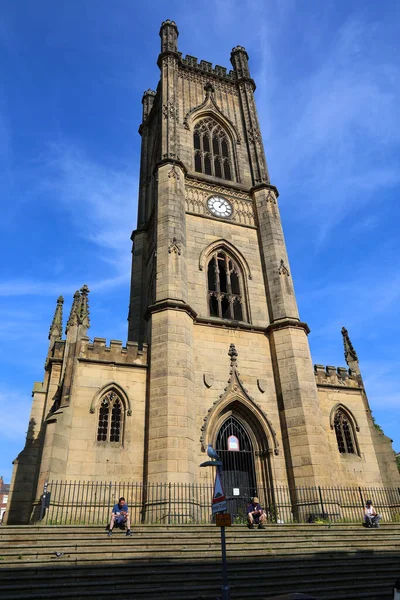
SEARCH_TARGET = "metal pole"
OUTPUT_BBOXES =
[318,486,326,518]
[168,482,172,525]
[220,525,230,600]
[358,486,364,508]
[217,463,230,600]
[200,453,230,600]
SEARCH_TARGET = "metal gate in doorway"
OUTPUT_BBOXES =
[215,415,257,518]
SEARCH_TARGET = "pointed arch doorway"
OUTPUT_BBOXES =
[214,409,273,517]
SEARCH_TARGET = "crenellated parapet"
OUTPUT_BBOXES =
[314,364,362,389]
[180,54,236,82]
[79,337,148,367]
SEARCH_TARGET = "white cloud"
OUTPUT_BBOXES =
[251,10,400,244]
[0,272,130,297]
[0,142,137,298]
[41,141,138,270]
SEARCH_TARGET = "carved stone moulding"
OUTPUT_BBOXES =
[257,379,267,393]
[178,70,239,96]
[200,344,279,456]
[265,190,276,204]
[168,237,182,255]
[278,259,290,277]
[168,165,181,180]
[162,101,179,121]
[203,373,214,388]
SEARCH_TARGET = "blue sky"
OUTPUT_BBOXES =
[0,0,399,482]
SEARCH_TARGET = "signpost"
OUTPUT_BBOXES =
[200,450,231,600]
[212,469,226,514]
[216,513,232,527]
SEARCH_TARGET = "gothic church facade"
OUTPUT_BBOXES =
[8,21,399,524]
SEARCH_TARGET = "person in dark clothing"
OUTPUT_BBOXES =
[246,496,267,529]
[107,497,132,537]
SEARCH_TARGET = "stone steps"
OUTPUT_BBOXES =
[0,560,398,586]
[0,524,398,599]
[0,578,396,600]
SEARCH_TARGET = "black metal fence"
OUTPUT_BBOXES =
[39,480,400,525]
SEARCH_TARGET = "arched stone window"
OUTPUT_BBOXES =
[334,409,357,454]
[193,117,233,181]
[207,250,247,321]
[97,391,123,443]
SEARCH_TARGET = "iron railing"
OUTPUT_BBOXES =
[39,480,400,526]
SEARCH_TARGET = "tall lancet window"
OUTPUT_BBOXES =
[334,409,356,454]
[97,391,123,443]
[193,117,233,181]
[207,251,246,321]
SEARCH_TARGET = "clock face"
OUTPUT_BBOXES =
[207,196,233,218]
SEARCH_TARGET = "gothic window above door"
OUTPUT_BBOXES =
[207,250,247,322]
[193,117,233,181]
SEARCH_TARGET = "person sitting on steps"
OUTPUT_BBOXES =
[107,496,132,537]
[364,499,381,528]
[246,496,267,529]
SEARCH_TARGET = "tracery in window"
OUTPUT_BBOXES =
[97,391,123,443]
[193,117,233,181]
[334,409,356,454]
[207,251,246,321]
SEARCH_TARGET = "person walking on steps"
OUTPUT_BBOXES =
[107,496,132,537]
[246,496,267,529]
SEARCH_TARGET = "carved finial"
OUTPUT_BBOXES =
[65,286,90,334]
[341,327,358,365]
[49,295,64,341]
[228,343,238,367]
[143,89,157,98]
[78,284,90,329]
[66,290,80,333]
[204,82,215,96]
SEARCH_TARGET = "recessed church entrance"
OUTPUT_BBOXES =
[215,415,257,517]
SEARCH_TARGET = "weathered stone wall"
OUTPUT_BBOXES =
[315,364,400,488]
[58,338,148,481]
[192,325,288,487]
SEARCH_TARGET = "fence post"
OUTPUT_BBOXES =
[168,482,172,525]
[108,482,112,522]
[318,486,326,518]
[358,487,364,508]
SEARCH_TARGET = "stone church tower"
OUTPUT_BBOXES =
[7,21,399,524]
